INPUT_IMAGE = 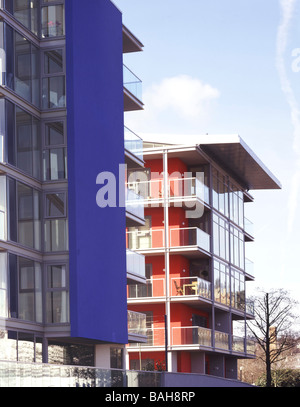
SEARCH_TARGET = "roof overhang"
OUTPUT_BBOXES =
[197,134,281,190]
[142,134,281,191]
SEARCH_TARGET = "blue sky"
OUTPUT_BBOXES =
[114,0,300,311]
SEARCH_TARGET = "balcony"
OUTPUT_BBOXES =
[122,25,144,54]
[127,177,210,207]
[232,336,256,355]
[172,326,212,348]
[127,310,147,343]
[126,249,146,284]
[124,126,143,166]
[171,276,211,302]
[125,188,145,226]
[123,65,143,111]
[245,299,255,316]
[0,360,161,387]
[245,258,254,279]
[244,217,254,241]
[128,325,255,357]
[129,327,166,349]
[215,331,229,350]
[127,227,210,258]
[128,278,165,303]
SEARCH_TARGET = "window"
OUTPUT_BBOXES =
[0,99,5,162]
[0,176,7,241]
[42,76,65,109]
[4,101,41,179]
[8,254,42,323]
[41,4,65,38]
[7,178,41,250]
[46,264,69,323]
[44,49,63,74]
[43,121,67,181]
[44,191,68,252]
[214,260,230,306]
[17,182,41,250]
[230,225,245,270]
[0,330,43,363]
[42,47,65,109]
[0,253,8,317]
[212,168,229,217]
[2,24,40,106]
[110,347,123,369]
[45,192,66,217]
[213,214,229,262]
[229,182,244,228]
[47,342,94,366]
[231,268,245,311]
[16,106,41,179]
[4,0,38,36]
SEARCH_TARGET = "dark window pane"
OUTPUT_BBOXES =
[14,0,30,30]
[8,177,17,242]
[44,49,63,74]
[6,100,15,166]
[45,122,64,145]
[16,107,32,175]
[8,254,18,318]
[46,193,65,217]
[5,24,14,90]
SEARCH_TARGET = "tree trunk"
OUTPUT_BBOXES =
[265,293,272,387]
[266,354,272,387]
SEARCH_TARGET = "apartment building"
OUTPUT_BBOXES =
[126,136,281,379]
[0,0,146,375]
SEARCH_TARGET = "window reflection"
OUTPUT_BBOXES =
[42,76,66,109]
[44,49,63,74]
[8,254,42,323]
[48,342,94,366]
[43,121,67,181]
[0,330,43,362]
[41,5,65,38]
[5,0,38,36]
[46,265,69,323]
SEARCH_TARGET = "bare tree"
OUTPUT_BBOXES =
[247,288,298,387]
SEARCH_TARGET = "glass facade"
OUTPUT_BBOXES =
[3,0,65,39]
[0,0,69,348]
[0,100,41,179]
[212,165,247,311]
[0,251,69,324]
[0,21,66,110]
[43,121,67,181]
[0,23,40,105]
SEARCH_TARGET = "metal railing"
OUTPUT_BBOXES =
[126,188,144,220]
[0,360,161,387]
[127,177,209,204]
[127,227,210,252]
[172,326,212,347]
[127,310,146,336]
[128,278,165,299]
[124,127,143,161]
[171,276,211,300]
[126,250,146,280]
[128,327,165,348]
[123,65,142,101]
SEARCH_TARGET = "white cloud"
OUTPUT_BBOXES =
[124,74,220,134]
[145,75,220,119]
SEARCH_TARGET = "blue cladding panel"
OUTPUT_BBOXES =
[65,0,127,343]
